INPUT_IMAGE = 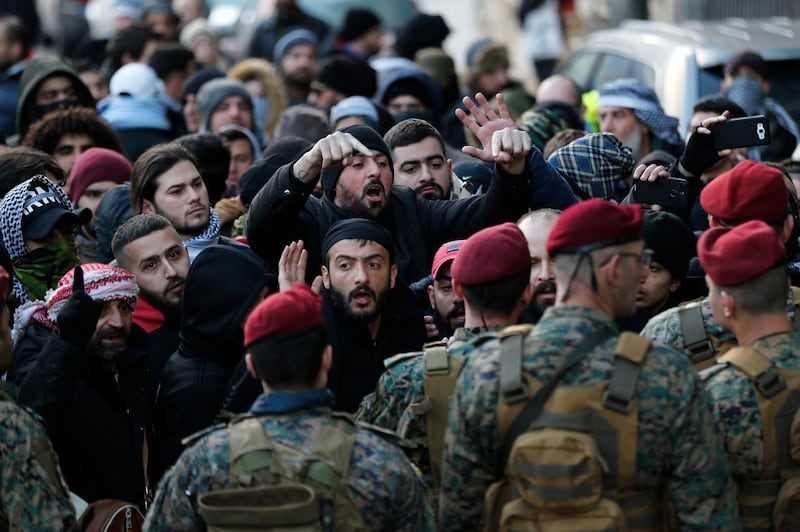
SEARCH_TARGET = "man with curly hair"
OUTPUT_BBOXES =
[21,107,124,179]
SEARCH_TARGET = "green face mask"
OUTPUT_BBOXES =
[13,237,81,301]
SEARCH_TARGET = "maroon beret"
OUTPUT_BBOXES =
[244,284,322,347]
[451,223,529,285]
[698,220,785,286]
[431,240,464,279]
[546,199,643,256]
[700,160,788,224]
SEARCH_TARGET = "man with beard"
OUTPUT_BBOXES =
[320,218,426,412]
[130,142,246,263]
[246,97,542,286]
[598,78,683,162]
[18,264,153,509]
[384,118,473,201]
[113,214,190,390]
[273,29,319,106]
[517,208,559,323]
[426,240,465,339]
[357,222,534,487]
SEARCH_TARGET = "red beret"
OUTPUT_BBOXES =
[244,284,323,347]
[451,223,529,285]
[698,220,785,286]
[546,199,643,256]
[700,160,788,224]
[431,240,464,279]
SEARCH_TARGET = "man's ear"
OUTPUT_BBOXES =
[389,264,398,290]
[245,353,258,379]
[669,278,682,294]
[321,265,331,290]
[141,199,155,215]
[427,283,435,308]
[720,290,737,318]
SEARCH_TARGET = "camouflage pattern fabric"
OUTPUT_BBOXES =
[701,331,800,478]
[356,326,501,486]
[641,290,797,352]
[439,305,739,530]
[144,405,434,531]
[0,401,78,530]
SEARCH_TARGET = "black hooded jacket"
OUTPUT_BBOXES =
[152,245,273,481]
[14,55,95,143]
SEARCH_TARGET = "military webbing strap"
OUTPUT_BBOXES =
[422,342,463,487]
[496,328,613,476]
[678,303,715,366]
[602,333,651,414]
[500,326,533,405]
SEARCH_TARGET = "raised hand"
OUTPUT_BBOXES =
[278,241,323,294]
[679,111,731,176]
[457,92,516,162]
[292,131,373,184]
[56,266,104,347]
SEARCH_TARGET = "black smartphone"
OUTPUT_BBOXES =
[633,177,689,210]
[712,115,771,150]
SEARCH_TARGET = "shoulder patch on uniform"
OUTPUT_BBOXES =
[384,351,423,368]
[181,422,227,447]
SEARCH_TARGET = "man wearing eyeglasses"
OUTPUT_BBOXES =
[440,199,737,530]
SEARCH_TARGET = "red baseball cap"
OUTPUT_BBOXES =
[431,240,464,279]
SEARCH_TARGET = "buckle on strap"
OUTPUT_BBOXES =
[685,339,714,364]
[602,389,632,414]
[754,368,787,398]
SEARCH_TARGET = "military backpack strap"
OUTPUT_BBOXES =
[228,417,290,487]
[721,347,787,400]
[499,325,534,405]
[421,342,463,487]
[496,328,613,476]
[678,303,715,365]
[602,332,651,414]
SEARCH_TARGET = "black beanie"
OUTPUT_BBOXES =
[381,77,433,109]
[340,9,381,42]
[321,125,393,199]
[322,218,395,261]
[316,54,377,98]
[642,210,697,280]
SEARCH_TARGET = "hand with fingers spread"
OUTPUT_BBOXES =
[56,266,104,347]
[679,111,731,177]
[457,92,516,162]
[292,131,373,185]
[278,240,323,295]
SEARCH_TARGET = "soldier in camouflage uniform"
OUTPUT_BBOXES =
[145,283,433,531]
[357,224,534,485]
[440,199,738,530]
[642,160,798,359]
[698,221,800,529]
[0,400,79,530]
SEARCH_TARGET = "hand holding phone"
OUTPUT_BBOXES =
[633,177,689,211]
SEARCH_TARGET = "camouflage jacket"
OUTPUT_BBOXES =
[701,331,800,479]
[0,400,78,531]
[355,326,503,485]
[641,290,797,352]
[439,305,739,531]
[144,388,434,531]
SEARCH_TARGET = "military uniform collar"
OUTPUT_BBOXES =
[250,388,335,415]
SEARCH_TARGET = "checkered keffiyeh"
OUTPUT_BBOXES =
[547,132,635,200]
[598,78,683,147]
[12,263,138,346]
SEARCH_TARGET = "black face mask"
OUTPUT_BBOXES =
[30,99,78,123]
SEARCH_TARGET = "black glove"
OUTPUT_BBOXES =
[679,126,722,177]
[56,266,103,347]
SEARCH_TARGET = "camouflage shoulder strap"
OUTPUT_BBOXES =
[602,332,651,414]
[421,340,463,487]
[678,303,715,366]
[498,324,535,405]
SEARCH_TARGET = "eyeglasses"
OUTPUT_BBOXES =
[616,248,654,269]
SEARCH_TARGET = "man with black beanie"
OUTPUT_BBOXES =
[245,110,534,286]
[335,8,382,60]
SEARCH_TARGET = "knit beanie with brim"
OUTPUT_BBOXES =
[196,78,253,133]
[321,125,392,199]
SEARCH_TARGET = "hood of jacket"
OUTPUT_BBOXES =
[100,96,171,131]
[178,245,272,364]
[16,55,95,138]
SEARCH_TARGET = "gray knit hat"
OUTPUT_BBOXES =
[196,78,253,133]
